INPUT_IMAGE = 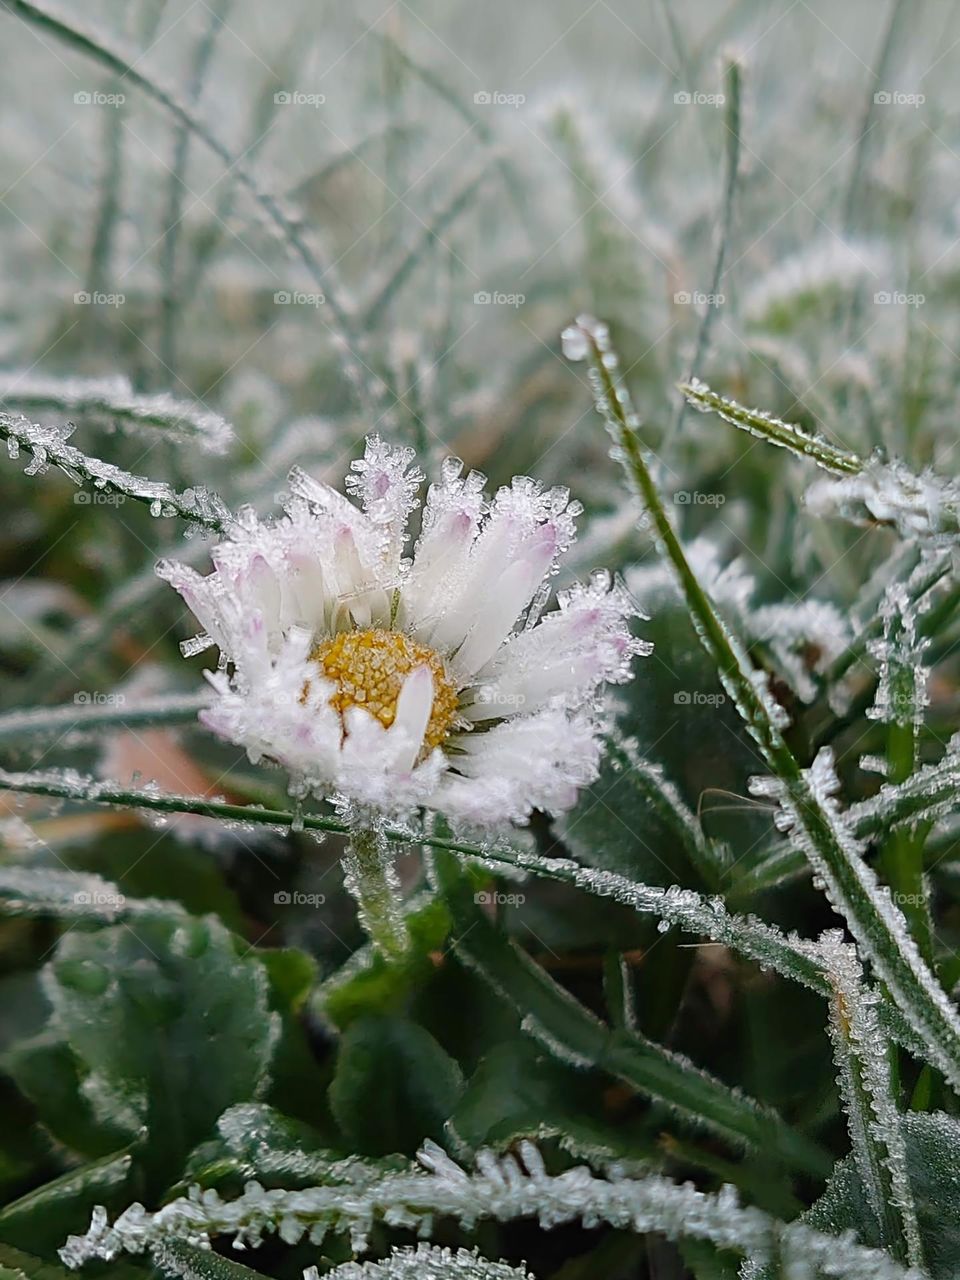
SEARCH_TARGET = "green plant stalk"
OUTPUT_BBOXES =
[570,316,960,1090]
[342,826,409,962]
[159,0,231,378]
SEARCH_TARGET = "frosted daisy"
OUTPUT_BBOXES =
[159,438,646,831]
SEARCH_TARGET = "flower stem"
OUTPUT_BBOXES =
[341,826,409,962]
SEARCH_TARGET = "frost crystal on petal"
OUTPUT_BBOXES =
[159,436,648,831]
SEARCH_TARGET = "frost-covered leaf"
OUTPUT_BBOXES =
[329,1015,464,1156]
[431,850,829,1176]
[756,1112,960,1280]
[556,732,727,888]
[0,867,170,922]
[4,1034,131,1159]
[182,1103,405,1191]
[820,933,922,1269]
[680,378,863,474]
[42,915,279,1191]
[449,1037,650,1166]
[0,1153,134,1259]
[0,693,211,745]
[806,457,960,547]
[151,1239,273,1280]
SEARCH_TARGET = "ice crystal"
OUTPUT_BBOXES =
[60,1142,918,1279]
[820,932,924,1269]
[749,747,960,1089]
[866,584,930,731]
[323,1244,533,1279]
[0,412,232,532]
[752,600,852,705]
[806,456,960,546]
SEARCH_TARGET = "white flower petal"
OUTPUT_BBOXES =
[162,438,643,828]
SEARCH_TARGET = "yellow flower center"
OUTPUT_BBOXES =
[309,628,458,752]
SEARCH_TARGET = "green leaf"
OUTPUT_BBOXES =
[0,1243,141,1280]
[43,915,278,1191]
[329,1015,464,1156]
[5,1033,130,1158]
[763,1111,960,1280]
[679,379,863,474]
[183,1102,340,1188]
[320,896,451,1028]
[151,1238,273,1280]
[0,1151,133,1257]
[450,1038,649,1163]
[181,1102,406,1193]
[556,732,728,890]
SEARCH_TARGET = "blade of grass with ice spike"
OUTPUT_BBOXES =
[679,378,864,474]
[563,313,960,1093]
[869,585,935,963]
[428,847,831,1177]
[731,744,960,899]
[0,0,383,422]
[0,761,926,1061]
[820,932,924,1271]
[0,412,233,533]
[59,1141,916,1278]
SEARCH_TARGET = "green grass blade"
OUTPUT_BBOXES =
[565,314,960,1092]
